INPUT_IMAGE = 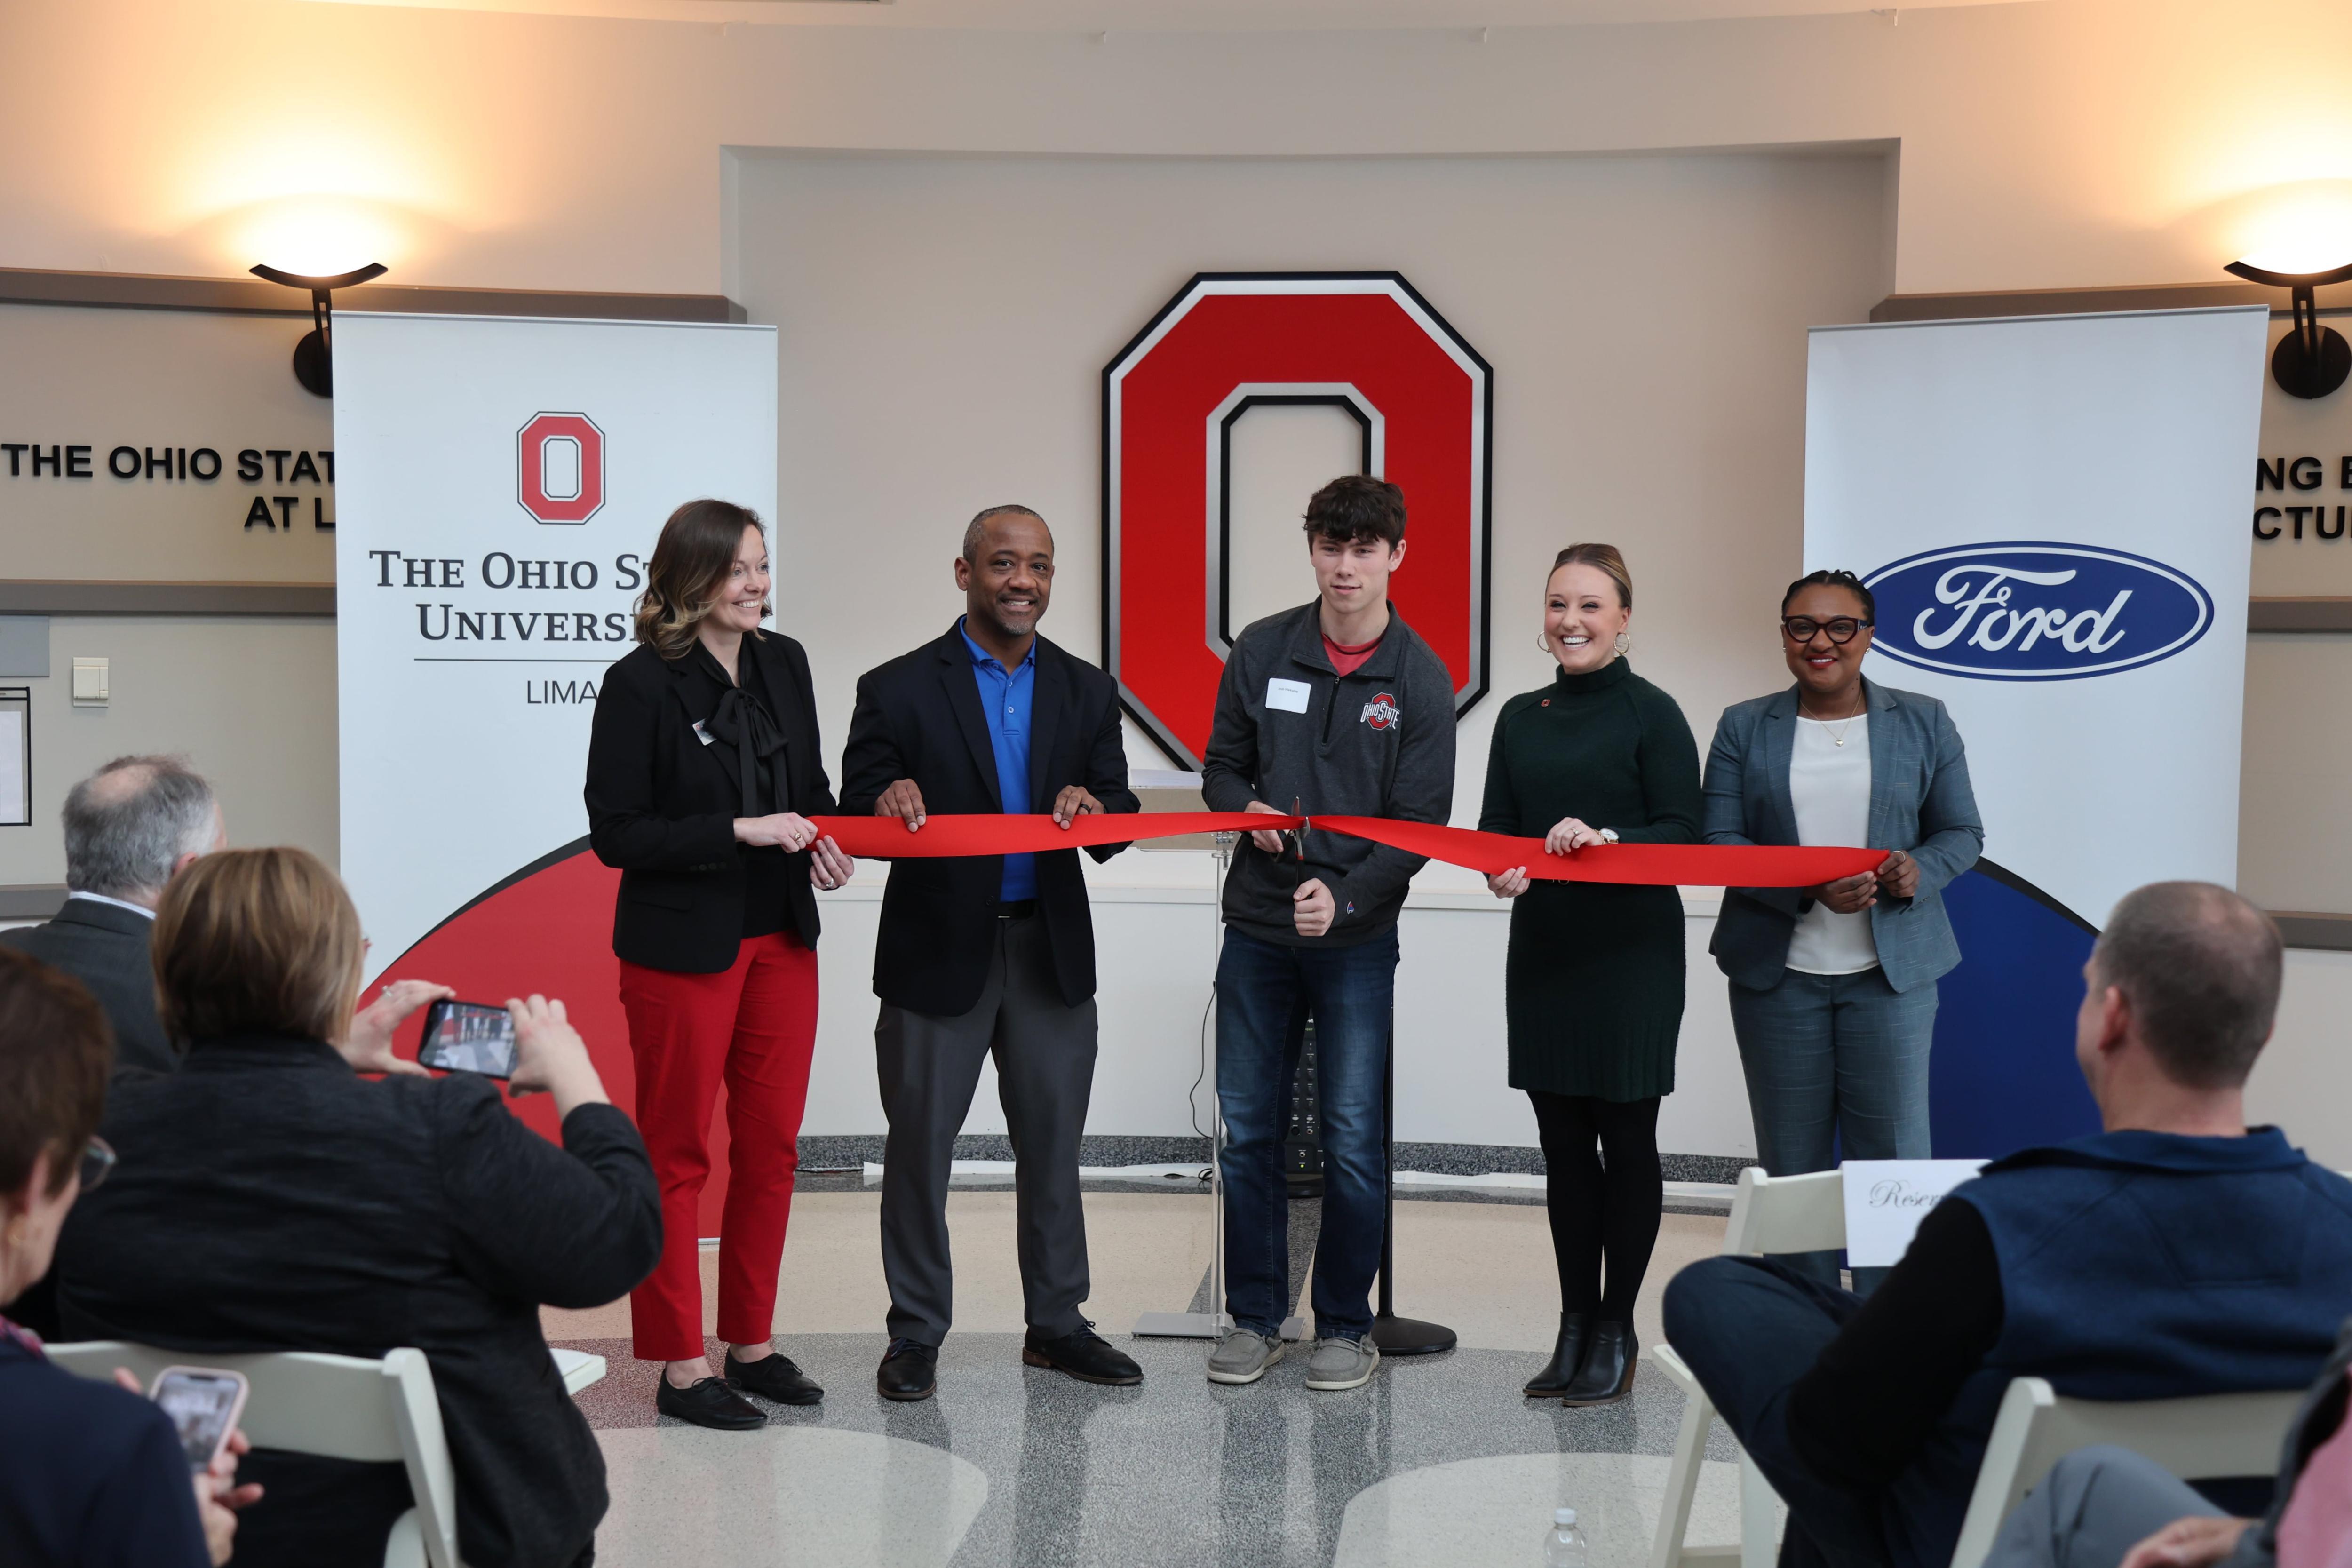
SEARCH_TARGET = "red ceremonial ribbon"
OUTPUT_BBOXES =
[805,812,1882,889]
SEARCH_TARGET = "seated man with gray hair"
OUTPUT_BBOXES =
[0,755,222,1076]
[1662,881,2352,1568]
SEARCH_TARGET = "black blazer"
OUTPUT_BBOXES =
[585,633,836,973]
[0,898,175,1074]
[840,625,1138,1015]
[55,1035,662,1568]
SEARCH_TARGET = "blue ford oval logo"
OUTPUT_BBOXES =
[1861,542,2213,681]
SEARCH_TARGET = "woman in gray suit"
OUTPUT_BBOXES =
[1701,569,1983,1285]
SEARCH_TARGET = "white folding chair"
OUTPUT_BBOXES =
[1946,1377,2303,1568]
[550,1345,607,1395]
[1651,1166,1846,1568]
[47,1340,468,1568]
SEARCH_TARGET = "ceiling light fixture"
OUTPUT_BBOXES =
[249,262,388,398]
[2223,255,2352,400]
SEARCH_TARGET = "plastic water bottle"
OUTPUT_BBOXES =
[1544,1507,1589,1568]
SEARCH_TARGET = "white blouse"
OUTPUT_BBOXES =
[1785,715,1880,975]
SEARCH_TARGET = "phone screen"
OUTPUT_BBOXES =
[417,1000,518,1079]
[150,1368,247,1471]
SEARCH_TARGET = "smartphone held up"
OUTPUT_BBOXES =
[150,1367,248,1472]
[416,999,519,1080]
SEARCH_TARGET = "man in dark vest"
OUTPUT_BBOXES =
[1664,880,2352,1568]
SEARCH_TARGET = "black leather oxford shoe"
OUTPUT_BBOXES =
[1524,1311,1594,1398]
[1021,1323,1143,1386]
[655,1375,767,1430]
[724,1349,824,1406]
[877,1338,939,1402]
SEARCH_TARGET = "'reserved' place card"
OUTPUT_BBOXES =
[1841,1159,1988,1266]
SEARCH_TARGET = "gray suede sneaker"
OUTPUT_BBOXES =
[1206,1328,1284,1385]
[1304,1335,1381,1391]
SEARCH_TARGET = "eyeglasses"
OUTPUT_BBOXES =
[79,1136,115,1193]
[1781,616,1874,645]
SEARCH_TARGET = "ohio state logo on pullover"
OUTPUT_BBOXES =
[1361,694,1400,731]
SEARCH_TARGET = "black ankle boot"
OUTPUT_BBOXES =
[1523,1311,1594,1397]
[1560,1320,1636,1406]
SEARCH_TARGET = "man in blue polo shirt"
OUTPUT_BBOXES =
[1665,881,2352,1568]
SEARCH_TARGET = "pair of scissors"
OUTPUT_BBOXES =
[1282,796,1307,863]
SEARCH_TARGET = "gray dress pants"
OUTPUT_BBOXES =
[1985,1447,2263,1568]
[1727,965,1938,1289]
[875,911,1097,1347]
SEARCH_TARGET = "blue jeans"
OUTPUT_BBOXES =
[1727,966,1937,1287]
[1215,925,1398,1341]
[1662,1256,1988,1568]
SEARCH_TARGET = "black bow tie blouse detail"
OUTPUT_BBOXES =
[692,642,795,940]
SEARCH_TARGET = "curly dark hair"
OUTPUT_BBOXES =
[1781,568,1875,620]
[1302,475,1406,549]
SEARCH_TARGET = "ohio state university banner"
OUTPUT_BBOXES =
[331,313,776,1215]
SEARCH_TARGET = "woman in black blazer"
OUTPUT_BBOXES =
[583,498,851,1429]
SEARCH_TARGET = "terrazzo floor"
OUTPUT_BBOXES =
[549,1189,1762,1568]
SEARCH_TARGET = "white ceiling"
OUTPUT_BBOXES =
[305,0,2038,31]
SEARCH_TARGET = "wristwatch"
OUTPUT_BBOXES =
[1598,828,1621,844]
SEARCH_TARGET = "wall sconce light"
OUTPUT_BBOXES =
[249,262,388,398]
[2223,255,2352,400]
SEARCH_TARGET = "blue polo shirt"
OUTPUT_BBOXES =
[959,617,1037,903]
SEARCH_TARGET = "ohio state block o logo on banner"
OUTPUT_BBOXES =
[1102,273,1492,767]
[517,412,605,525]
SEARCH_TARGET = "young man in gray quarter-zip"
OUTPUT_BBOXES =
[1198,474,1458,1392]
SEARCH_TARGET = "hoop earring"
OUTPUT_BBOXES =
[1536,631,1553,653]
[1613,631,1632,657]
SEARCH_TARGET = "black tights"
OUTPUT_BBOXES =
[1529,1090,1663,1322]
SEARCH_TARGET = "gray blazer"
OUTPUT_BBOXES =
[1701,678,1983,994]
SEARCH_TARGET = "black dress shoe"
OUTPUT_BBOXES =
[655,1375,767,1430]
[1022,1323,1143,1386]
[724,1349,824,1406]
[877,1338,938,1402]
[1524,1311,1594,1398]
[1560,1320,1636,1406]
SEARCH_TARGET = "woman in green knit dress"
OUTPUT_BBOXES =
[1481,543,1701,1405]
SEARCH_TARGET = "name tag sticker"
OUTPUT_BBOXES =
[1841,1158,1987,1266]
[1265,678,1311,714]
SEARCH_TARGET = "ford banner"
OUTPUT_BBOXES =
[1804,306,2267,1156]
[1865,541,2215,681]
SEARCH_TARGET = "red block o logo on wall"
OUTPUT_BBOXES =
[1103,273,1492,767]
[517,412,606,525]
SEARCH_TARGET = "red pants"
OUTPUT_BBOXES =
[619,931,818,1361]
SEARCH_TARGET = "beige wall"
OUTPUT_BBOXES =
[740,148,1890,807]
[2239,634,2352,914]
[0,1,2347,302]
[0,617,339,887]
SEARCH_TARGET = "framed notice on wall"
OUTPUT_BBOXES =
[0,688,27,827]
